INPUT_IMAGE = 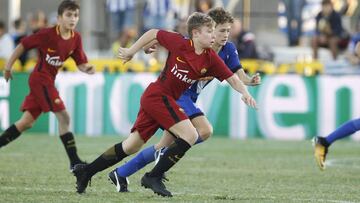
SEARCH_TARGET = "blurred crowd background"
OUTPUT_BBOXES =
[1,0,360,75]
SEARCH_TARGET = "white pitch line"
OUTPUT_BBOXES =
[326,158,360,169]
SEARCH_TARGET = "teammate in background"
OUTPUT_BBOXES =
[0,0,94,172]
[73,12,257,197]
[314,42,360,170]
[108,7,261,193]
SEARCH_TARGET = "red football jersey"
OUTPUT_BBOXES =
[21,25,87,80]
[148,30,234,100]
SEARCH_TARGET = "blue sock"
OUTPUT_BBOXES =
[325,118,360,145]
[194,136,203,145]
[116,145,156,177]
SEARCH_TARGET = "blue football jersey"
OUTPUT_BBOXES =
[183,41,242,101]
[349,34,360,53]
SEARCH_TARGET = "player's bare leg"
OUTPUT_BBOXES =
[154,116,212,163]
[74,131,144,193]
[0,111,34,148]
[191,115,213,141]
[141,119,197,197]
[55,110,86,172]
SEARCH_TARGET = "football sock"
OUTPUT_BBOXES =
[148,138,191,177]
[87,142,128,177]
[60,132,81,164]
[325,118,360,145]
[0,124,21,148]
[116,145,156,177]
[195,136,203,144]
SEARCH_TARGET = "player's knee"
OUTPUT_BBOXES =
[181,128,198,145]
[199,125,213,141]
[16,120,33,131]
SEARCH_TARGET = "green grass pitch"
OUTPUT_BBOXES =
[0,134,359,202]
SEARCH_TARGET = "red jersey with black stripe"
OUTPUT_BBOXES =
[21,25,87,81]
[147,30,234,100]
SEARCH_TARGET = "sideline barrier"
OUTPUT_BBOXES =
[0,58,324,75]
[0,73,359,141]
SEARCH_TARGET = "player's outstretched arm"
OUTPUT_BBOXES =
[143,39,159,54]
[118,29,159,63]
[78,63,95,74]
[236,69,261,86]
[226,74,257,109]
[3,44,25,82]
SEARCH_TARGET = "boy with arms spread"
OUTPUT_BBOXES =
[0,0,94,171]
[108,7,261,193]
[73,12,257,197]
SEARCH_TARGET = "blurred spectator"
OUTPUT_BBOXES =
[230,18,258,59]
[174,18,188,36]
[194,0,213,13]
[11,18,28,66]
[28,10,48,33]
[173,0,191,20]
[281,0,306,46]
[111,27,137,57]
[143,0,176,32]
[0,21,15,63]
[345,16,360,65]
[106,0,135,41]
[312,0,349,60]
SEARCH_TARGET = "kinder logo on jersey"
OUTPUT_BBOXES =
[171,64,196,85]
[46,54,64,67]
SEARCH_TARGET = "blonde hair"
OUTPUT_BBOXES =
[187,12,215,38]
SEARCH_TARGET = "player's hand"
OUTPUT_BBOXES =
[241,94,257,109]
[248,73,261,86]
[84,64,95,74]
[3,69,13,82]
[118,47,134,64]
[144,44,157,54]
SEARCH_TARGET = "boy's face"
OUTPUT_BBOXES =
[214,23,232,46]
[58,9,79,30]
[322,4,333,16]
[194,25,215,48]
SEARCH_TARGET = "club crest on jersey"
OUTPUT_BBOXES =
[171,64,196,85]
[200,68,207,75]
[47,48,56,53]
[46,54,64,67]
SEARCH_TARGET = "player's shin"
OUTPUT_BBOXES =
[0,124,21,148]
[117,145,156,177]
[148,138,191,177]
[60,132,82,164]
[86,142,128,177]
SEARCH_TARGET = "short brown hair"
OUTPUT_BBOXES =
[321,0,332,5]
[208,7,234,25]
[187,12,215,38]
[58,0,80,16]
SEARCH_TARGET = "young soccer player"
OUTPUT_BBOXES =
[0,0,94,171]
[314,41,360,170]
[108,7,261,193]
[73,12,257,197]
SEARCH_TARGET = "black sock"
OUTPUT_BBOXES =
[0,124,21,148]
[86,142,128,177]
[148,138,191,177]
[60,132,81,164]
[318,137,330,147]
